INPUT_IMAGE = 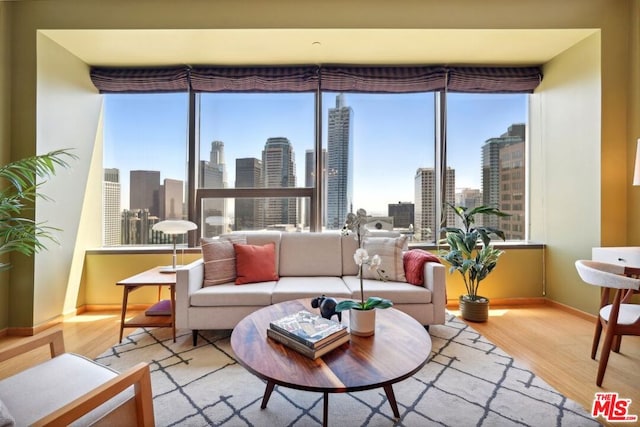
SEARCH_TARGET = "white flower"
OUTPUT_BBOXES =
[354,248,369,266]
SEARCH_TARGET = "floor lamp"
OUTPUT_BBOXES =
[152,220,198,273]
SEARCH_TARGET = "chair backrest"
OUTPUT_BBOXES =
[575,260,640,291]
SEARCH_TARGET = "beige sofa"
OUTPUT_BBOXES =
[176,231,446,344]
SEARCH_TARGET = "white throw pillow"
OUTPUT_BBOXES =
[361,235,408,282]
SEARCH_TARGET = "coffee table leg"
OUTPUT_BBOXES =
[383,385,400,419]
[261,381,276,409]
[323,392,329,427]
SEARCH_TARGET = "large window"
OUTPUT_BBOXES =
[98,66,536,246]
[103,93,188,246]
[198,93,314,236]
[446,93,528,240]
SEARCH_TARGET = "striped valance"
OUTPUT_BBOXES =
[90,65,543,94]
[190,66,319,92]
[89,67,190,93]
[320,66,447,93]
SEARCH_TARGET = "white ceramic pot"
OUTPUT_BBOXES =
[350,308,376,336]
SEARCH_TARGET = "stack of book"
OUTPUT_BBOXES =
[268,310,350,359]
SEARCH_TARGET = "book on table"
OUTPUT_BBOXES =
[269,310,348,349]
[267,328,350,359]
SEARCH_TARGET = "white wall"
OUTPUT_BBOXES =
[35,33,103,323]
[529,32,602,310]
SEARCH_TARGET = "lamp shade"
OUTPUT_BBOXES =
[634,139,640,186]
[152,220,198,235]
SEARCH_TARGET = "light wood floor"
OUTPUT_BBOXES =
[1,304,638,426]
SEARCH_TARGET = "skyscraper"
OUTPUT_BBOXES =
[235,157,263,230]
[262,137,297,227]
[200,140,228,236]
[304,148,327,229]
[414,168,455,242]
[482,123,525,237]
[388,202,414,229]
[130,170,160,217]
[326,93,354,229]
[160,178,183,220]
[103,168,121,246]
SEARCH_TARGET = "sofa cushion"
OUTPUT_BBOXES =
[362,236,408,282]
[0,399,14,427]
[403,249,441,285]
[234,242,279,285]
[201,235,247,286]
[0,353,133,427]
[190,281,276,306]
[279,232,343,276]
[271,276,352,304]
[342,275,432,304]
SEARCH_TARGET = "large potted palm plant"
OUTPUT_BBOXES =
[0,149,76,272]
[439,204,509,322]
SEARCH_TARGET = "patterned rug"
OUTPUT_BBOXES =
[96,314,600,426]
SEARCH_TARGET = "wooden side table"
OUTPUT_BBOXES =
[116,267,176,343]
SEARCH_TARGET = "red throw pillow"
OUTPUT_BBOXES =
[403,249,441,286]
[234,242,279,285]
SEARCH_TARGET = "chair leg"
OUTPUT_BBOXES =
[613,335,622,353]
[192,330,199,346]
[591,321,603,360]
[596,325,616,387]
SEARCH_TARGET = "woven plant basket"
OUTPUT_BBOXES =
[459,295,490,322]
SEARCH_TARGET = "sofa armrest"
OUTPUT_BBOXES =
[175,259,205,329]
[0,328,65,363]
[423,262,447,324]
[32,362,154,427]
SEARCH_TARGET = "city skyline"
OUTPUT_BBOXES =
[104,92,526,219]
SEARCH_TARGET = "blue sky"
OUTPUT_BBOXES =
[104,92,526,216]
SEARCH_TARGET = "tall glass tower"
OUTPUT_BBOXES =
[326,94,354,229]
[262,137,297,227]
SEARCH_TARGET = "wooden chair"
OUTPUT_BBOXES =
[0,328,155,426]
[575,260,640,386]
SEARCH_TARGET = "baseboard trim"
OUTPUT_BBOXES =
[544,299,597,322]
[446,297,546,308]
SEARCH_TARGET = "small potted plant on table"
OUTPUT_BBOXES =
[335,209,393,336]
[439,204,509,322]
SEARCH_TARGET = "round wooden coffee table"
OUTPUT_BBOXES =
[230,298,432,426]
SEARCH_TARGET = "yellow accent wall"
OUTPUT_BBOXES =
[0,0,638,331]
[82,252,201,306]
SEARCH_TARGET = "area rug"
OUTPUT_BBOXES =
[96,314,600,426]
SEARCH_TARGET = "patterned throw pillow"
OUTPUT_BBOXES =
[233,242,279,285]
[201,235,247,286]
[361,235,408,282]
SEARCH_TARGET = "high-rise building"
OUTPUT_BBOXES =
[304,148,327,229]
[388,202,414,229]
[414,167,455,242]
[200,140,228,236]
[482,123,526,238]
[262,137,297,227]
[326,93,354,229]
[103,168,121,246]
[160,178,183,220]
[130,170,160,217]
[235,157,264,230]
